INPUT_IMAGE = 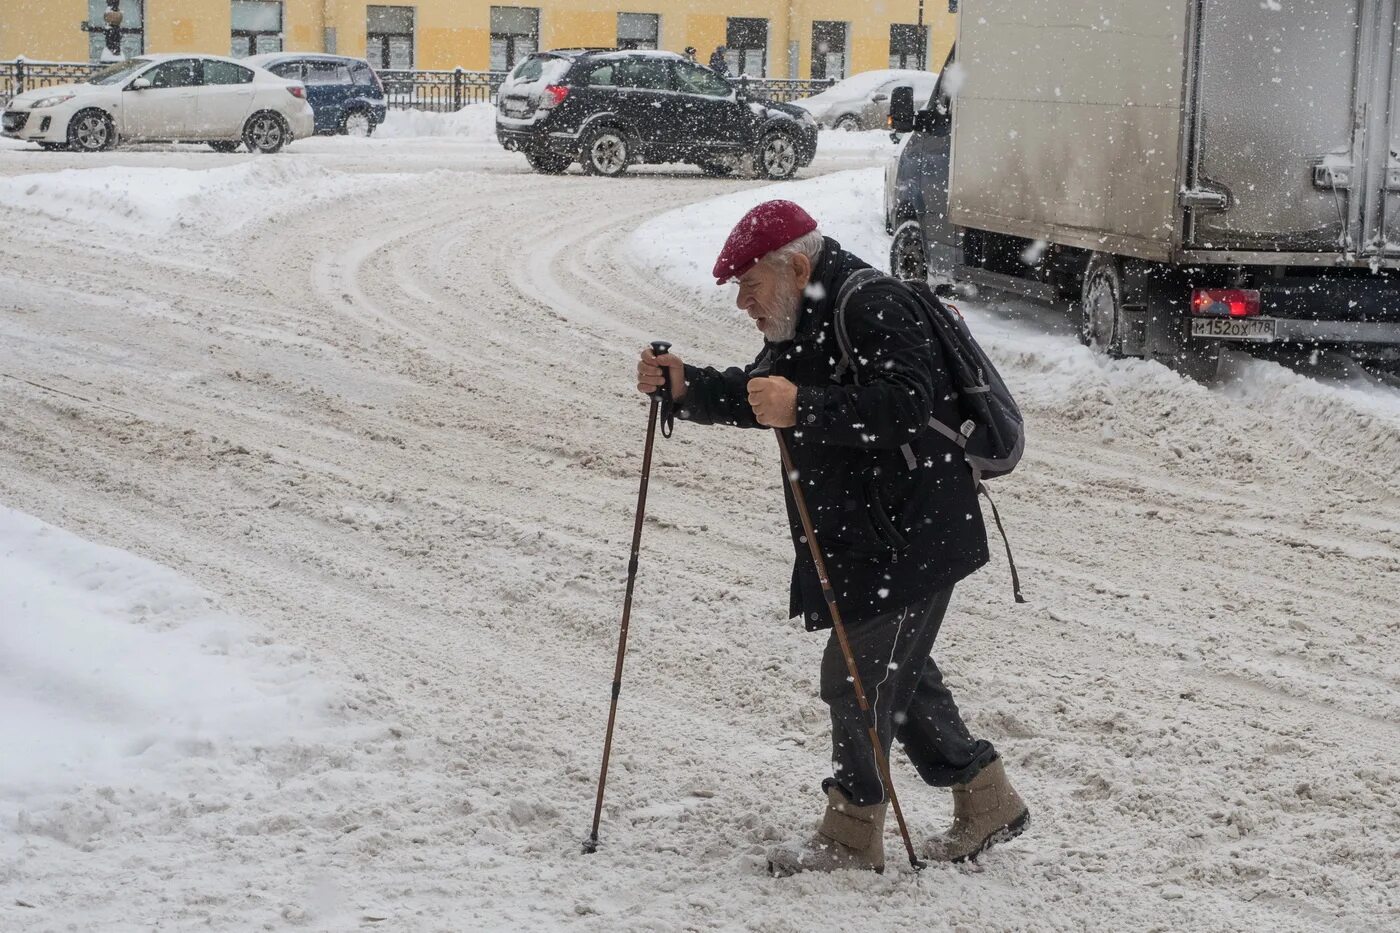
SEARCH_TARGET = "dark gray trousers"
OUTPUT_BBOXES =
[821,587,997,806]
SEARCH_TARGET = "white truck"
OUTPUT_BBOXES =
[885,0,1400,380]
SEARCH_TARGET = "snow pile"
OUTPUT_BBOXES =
[377,102,497,140]
[626,166,893,320]
[0,160,412,236]
[0,506,339,810]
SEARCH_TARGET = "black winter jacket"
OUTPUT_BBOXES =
[678,238,989,631]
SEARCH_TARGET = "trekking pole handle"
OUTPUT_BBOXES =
[649,341,673,401]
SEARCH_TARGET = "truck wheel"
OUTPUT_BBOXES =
[890,220,929,282]
[1078,253,1127,357]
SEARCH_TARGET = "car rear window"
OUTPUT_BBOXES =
[505,55,571,90]
[305,61,351,85]
[204,61,254,86]
[352,62,377,87]
[510,55,551,82]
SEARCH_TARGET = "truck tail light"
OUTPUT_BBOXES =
[540,84,569,108]
[286,85,306,99]
[1190,288,1261,318]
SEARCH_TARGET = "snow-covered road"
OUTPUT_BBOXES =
[1,115,1396,931]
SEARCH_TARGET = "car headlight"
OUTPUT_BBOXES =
[30,94,75,109]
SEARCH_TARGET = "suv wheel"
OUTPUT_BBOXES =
[582,127,630,177]
[755,130,799,180]
[526,150,572,174]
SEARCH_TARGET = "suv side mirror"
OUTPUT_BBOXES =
[889,86,916,133]
[129,77,152,91]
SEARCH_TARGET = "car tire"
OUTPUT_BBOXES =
[243,111,289,154]
[67,109,115,152]
[755,130,799,180]
[526,150,572,174]
[696,160,735,177]
[340,109,375,137]
[834,114,861,132]
[209,140,242,153]
[581,126,630,177]
[1078,253,1127,357]
[890,220,929,283]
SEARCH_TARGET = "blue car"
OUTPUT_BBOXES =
[245,53,387,136]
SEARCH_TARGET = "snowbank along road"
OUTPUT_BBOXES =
[0,113,1397,931]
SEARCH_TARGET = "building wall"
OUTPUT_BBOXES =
[2,0,956,75]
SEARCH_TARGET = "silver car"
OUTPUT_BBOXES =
[794,69,940,131]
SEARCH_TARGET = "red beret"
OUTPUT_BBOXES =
[712,200,818,284]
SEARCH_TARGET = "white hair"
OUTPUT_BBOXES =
[761,228,824,271]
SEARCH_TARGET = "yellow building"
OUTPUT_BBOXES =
[3,1,955,78]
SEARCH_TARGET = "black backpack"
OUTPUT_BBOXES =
[833,268,1026,602]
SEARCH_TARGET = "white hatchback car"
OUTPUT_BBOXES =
[2,53,315,153]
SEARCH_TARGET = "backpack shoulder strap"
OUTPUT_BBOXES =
[831,267,887,385]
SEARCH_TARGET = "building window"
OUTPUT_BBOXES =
[889,23,929,70]
[490,7,540,72]
[725,17,767,78]
[367,5,414,70]
[617,12,659,51]
[231,1,283,56]
[84,0,144,61]
[811,21,847,80]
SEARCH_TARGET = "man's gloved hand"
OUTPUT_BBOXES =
[748,376,798,428]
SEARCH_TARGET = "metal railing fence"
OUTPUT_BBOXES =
[3,59,834,110]
[2,60,105,106]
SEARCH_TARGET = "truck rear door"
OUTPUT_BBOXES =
[1186,1,1364,253]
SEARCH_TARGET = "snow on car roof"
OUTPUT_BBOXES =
[798,69,939,106]
[245,52,370,65]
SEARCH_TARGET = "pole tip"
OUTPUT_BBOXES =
[581,836,599,855]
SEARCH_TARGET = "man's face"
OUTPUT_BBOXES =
[736,258,803,342]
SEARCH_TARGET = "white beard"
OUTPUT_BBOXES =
[763,287,803,342]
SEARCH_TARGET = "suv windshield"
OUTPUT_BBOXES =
[88,58,153,85]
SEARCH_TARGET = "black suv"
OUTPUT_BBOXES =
[495,49,818,178]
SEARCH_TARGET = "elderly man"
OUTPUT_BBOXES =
[635,200,1028,874]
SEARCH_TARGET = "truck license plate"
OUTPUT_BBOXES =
[1190,317,1277,341]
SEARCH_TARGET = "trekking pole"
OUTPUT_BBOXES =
[583,340,673,855]
[772,428,926,872]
